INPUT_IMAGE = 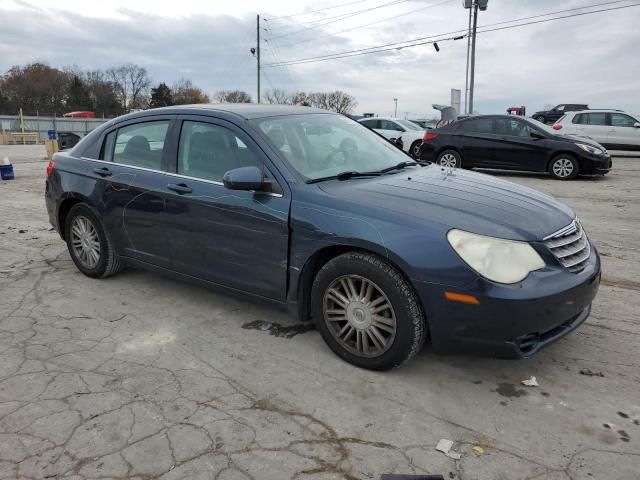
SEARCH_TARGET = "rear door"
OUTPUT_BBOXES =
[491,118,549,171]
[378,119,405,142]
[163,116,291,301]
[608,112,640,149]
[84,117,175,268]
[455,117,498,167]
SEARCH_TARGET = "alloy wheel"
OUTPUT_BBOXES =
[439,153,458,168]
[70,215,101,269]
[552,158,574,178]
[323,274,397,358]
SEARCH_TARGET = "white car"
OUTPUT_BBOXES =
[358,117,425,157]
[553,110,640,151]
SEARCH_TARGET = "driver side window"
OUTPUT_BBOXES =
[380,120,404,132]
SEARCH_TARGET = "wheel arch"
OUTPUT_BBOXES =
[57,194,94,240]
[294,243,425,326]
[547,150,580,172]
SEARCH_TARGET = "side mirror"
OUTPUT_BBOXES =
[530,130,546,139]
[634,122,640,128]
[223,166,264,191]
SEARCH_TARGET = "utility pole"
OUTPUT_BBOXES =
[464,0,487,115]
[256,14,261,104]
[468,2,478,115]
[393,98,398,118]
[464,6,472,114]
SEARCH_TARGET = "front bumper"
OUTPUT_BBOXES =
[580,153,612,175]
[414,245,601,358]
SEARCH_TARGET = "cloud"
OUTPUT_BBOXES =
[1,0,638,117]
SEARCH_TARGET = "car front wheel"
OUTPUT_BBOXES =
[549,154,579,180]
[533,115,547,123]
[65,204,123,278]
[311,252,427,370]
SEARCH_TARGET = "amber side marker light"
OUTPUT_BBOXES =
[444,291,480,305]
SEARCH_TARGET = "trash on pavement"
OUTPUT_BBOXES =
[521,376,539,387]
[472,446,485,455]
[579,368,605,377]
[0,156,14,180]
[435,439,461,459]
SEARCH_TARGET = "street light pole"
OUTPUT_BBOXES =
[393,98,398,118]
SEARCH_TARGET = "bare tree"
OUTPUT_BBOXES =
[106,64,151,112]
[172,78,210,105]
[264,88,292,105]
[327,91,357,114]
[214,90,252,103]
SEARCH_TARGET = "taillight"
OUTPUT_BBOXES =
[423,132,439,141]
[46,160,55,177]
[552,124,562,130]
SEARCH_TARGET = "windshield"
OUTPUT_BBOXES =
[397,119,423,131]
[250,113,411,181]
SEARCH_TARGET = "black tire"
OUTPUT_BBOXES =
[65,203,123,278]
[548,154,579,180]
[533,115,547,124]
[437,149,462,168]
[311,252,427,370]
[409,140,422,159]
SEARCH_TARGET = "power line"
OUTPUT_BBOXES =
[267,0,411,40]
[264,0,372,21]
[264,1,639,67]
[273,0,455,49]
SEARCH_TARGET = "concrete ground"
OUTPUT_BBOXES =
[0,144,638,480]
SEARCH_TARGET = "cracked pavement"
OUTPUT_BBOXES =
[0,145,639,480]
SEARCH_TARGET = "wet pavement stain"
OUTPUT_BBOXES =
[494,382,528,398]
[242,320,316,338]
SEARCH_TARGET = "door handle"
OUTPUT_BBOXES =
[167,183,193,194]
[93,167,112,177]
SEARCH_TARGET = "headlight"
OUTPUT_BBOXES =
[447,229,545,284]
[575,143,603,155]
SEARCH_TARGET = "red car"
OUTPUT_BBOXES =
[63,111,96,118]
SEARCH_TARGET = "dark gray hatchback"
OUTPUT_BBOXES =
[45,105,600,370]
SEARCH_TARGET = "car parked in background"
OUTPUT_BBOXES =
[552,110,640,151]
[419,114,611,180]
[45,105,600,370]
[532,104,589,124]
[358,116,425,158]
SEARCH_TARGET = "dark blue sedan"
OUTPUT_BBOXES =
[44,105,600,370]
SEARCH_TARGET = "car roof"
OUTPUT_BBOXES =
[359,116,403,121]
[114,104,332,121]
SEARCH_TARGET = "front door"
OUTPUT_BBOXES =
[490,118,549,171]
[85,118,174,269]
[608,112,640,149]
[163,117,291,301]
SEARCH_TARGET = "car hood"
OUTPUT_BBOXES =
[553,133,605,149]
[317,166,575,241]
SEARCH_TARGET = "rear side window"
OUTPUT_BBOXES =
[112,121,170,170]
[101,131,116,161]
[361,119,379,129]
[461,118,494,133]
[380,120,403,131]
[576,113,606,126]
[610,113,636,127]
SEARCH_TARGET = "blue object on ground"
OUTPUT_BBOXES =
[0,163,15,180]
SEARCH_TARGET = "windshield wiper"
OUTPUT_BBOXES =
[374,161,418,174]
[306,171,382,184]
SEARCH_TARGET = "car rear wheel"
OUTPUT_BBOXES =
[65,204,123,278]
[534,115,547,123]
[409,140,422,159]
[437,150,462,168]
[311,252,427,370]
[549,155,579,180]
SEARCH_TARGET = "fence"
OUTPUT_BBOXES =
[0,115,110,143]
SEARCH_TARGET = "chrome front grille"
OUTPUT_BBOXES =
[543,219,591,273]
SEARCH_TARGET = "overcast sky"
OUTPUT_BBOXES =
[1,0,639,117]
